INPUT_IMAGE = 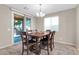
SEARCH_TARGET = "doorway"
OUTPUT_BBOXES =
[13,14,24,44]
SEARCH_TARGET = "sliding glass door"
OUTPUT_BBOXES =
[26,18,31,31]
[14,14,24,43]
[12,12,31,44]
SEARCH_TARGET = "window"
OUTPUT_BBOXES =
[44,16,59,31]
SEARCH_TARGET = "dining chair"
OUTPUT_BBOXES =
[21,32,36,55]
[46,30,51,32]
[45,30,51,39]
[40,31,56,55]
[27,30,37,41]
[27,30,32,32]
[41,30,51,46]
[40,33,51,55]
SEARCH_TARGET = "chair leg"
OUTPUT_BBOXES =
[47,45,49,55]
[27,45,29,55]
[22,45,24,55]
[50,39,54,51]
[53,42,54,48]
[39,44,41,54]
[52,39,54,48]
[50,45,52,51]
[49,39,52,51]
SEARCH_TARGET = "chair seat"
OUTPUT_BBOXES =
[41,38,48,41]
[23,40,36,45]
[40,38,48,46]
[29,40,36,43]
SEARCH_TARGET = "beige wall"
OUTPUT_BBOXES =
[55,8,76,46]
[36,8,76,46]
[31,17,36,30]
[35,17,44,31]
[0,5,36,49]
[0,5,12,48]
[76,5,79,49]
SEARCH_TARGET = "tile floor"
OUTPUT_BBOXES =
[0,42,79,55]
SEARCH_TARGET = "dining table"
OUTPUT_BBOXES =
[27,31,50,54]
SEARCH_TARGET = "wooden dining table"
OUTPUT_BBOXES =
[27,31,50,54]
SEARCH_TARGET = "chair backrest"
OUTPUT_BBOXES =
[21,32,28,44]
[46,30,51,37]
[35,29,38,32]
[52,31,56,35]
[27,30,32,32]
[46,30,51,33]
[50,31,56,40]
[47,31,56,42]
[47,32,51,43]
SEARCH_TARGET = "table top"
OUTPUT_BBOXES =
[27,32,49,38]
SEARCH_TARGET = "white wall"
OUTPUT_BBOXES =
[0,5,12,48]
[36,8,76,46]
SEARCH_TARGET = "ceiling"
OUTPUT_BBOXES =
[6,4,77,17]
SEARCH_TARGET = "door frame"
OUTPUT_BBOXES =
[11,11,24,44]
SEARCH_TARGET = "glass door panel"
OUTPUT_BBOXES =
[26,18,31,31]
[14,14,24,43]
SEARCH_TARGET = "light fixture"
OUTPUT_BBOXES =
[36,4,45,17]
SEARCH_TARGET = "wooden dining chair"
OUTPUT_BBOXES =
[27,30,32,32]
[46,30,51,32]
[41,30,51,46]
[40,33,51,55]
[40,31,56,55]
[21,32,36,55]
[45,30,51,39]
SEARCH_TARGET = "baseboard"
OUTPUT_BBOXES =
[0,41,21,49]
[0,44,13,49]
[13,42,21,46]
[55,40,75,46]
